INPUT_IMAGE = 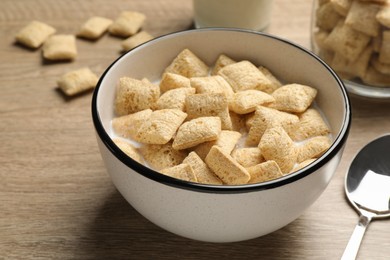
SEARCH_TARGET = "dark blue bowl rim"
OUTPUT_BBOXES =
[91,28,351,194]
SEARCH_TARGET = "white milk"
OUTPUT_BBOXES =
[193,0,273,31]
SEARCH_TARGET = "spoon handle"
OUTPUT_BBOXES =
[341,213,372,260]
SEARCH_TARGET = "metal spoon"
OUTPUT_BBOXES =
[341,134,390,260]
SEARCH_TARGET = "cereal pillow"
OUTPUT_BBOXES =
[16,21,56,49]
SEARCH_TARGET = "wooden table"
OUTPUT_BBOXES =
[1,0,389,259]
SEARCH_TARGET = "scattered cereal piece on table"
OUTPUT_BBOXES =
[15,20,56,49]
[109,11,146,37]
[42,34,77,61]
[57,67,98,96]
[77,16,113,40]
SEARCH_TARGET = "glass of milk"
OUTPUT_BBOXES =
[193,0,273,31]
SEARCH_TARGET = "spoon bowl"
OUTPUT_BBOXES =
[342,134,390,260]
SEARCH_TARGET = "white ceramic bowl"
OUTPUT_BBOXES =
[92,29,351,243]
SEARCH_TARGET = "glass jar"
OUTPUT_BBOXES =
[311,0,390,99]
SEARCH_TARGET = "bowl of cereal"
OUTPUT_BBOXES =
[311,0,390,99]
[92,28,351,242]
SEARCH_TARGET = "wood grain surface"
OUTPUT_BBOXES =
[1,0,389,259]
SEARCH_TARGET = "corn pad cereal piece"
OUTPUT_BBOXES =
[345,1,381,37]
[183,152,223,185]
[218,61,276,93]
[109,11,146,37]
[371,55,390,74]
[229,90,275,114]
[246,106,299,146]
[270,84,317,113]
[379,31,390,64]
[164,49,209,78]
[140,142,187,170]
[16,21,56,49]
[114,77,160,116]
[258,126,297,173]
[292,159,316,172]
[330,0,352,16]
[190,76,234,100]
[331,45,373,78]
[78,16,112,40]
[173,117,221,150]
[185,93,232,130]
[57,67,98,96]
[160,164,197,182]
[324,21,371,62]
[297,136,332,163]
[193,130,242,160]
[246,160,283,184]
[112,109,153,139]
[316,2,342,30]
[229,111,247,132]
[231,147,264,168]
[135,109,187,144]
[362,66,390,86]
[211,54,236,75]
[42,34,77,60]
[289,108,331,141]
[314,30,331,51]
[159,72,192,93]
[258,66,282,89]
[122,31,153,51]
[113,138,143,163]
[376,5,390,28]
[205,146,250,185]
[156,87,196,111]
[245,112,256,130]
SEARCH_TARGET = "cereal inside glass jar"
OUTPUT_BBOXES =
[311,0,390,98]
